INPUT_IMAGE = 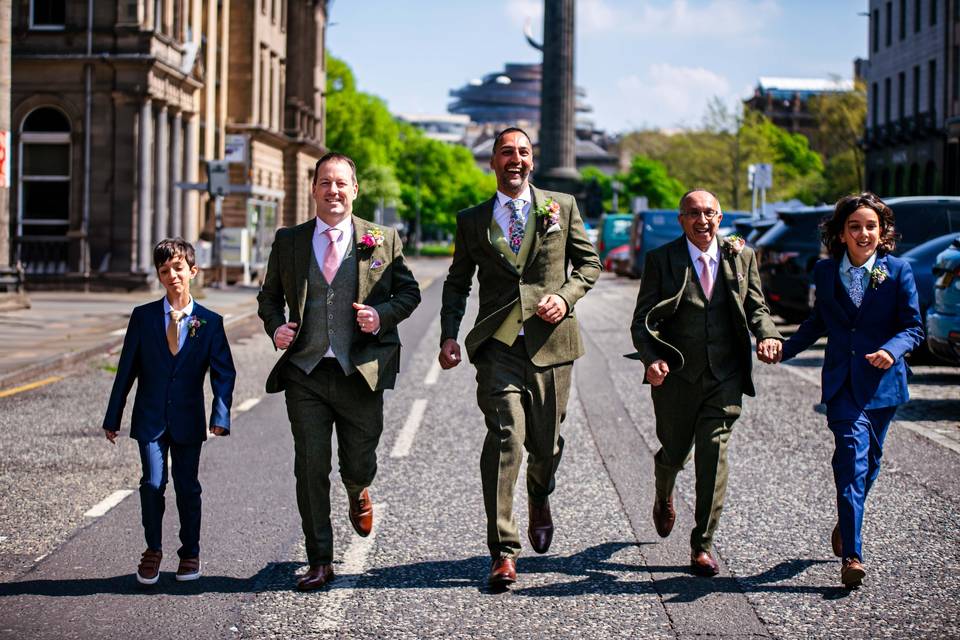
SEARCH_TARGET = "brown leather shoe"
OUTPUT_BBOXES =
[652,496,676,538]
[488,556,517,586]
[831,524,842,558]
[528,498,554,554]
[841,557,865,588]
[136,549,162,585]
[175,556,201,581]
[348,488,373,537]
[297,564,335,591]
[690,550,720,577]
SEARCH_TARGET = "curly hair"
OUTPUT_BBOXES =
[821,192,898,259]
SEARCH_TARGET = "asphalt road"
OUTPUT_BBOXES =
[0,267,957,639]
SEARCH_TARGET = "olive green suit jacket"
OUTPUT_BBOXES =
[440,186,602,367]
[627,235,781,397]
[257,216,421,393]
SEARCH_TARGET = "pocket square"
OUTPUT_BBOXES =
[546,223,562,234]
[370,259,385,270]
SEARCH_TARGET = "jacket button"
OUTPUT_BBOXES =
[851,350,856,355]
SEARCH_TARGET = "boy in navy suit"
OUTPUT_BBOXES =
[103,238,236,585]
[780,193,923,588]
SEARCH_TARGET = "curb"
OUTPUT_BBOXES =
[0,309,262,393]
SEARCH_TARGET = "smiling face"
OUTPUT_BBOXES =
[839,206,882,266]
[313,159,359,225]
[678,190,723,252]
[490,130,534,197]
[157,253,198,302]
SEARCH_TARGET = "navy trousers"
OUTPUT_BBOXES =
[826,385,897,561]
[137,435,203,559]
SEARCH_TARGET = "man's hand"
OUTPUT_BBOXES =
[439,338,462,370]
[757,338,782,364]
[536,294,568,324]
[645,360,670,386]
[273,322,298,350]
[104,429,118,445]
[353,303,380,334]
[209,426,228,437]
[865,349,895,369]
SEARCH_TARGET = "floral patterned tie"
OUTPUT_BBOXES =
[848,266,865,307]
[507,199,525,255]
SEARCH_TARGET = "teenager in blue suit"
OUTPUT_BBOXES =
[103,238,236,585]
[780,192,923,588]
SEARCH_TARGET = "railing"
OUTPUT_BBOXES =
[14,236,71,275]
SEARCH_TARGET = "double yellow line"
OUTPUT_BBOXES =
[0,376,63,398]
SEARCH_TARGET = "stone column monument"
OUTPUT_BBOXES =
[536,0,580,195]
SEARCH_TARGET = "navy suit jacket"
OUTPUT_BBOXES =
[103,299,236,443]
[782,254,923,409]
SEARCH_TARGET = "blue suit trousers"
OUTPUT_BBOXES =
[826,385,897,561]
[137,435,203,559]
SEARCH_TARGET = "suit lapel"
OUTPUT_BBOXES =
[477,196,519,278]
[856,255,886,320]
[294,218,316,320]
[668,236,691,295]
[172,304,202,374]
[154,300,175,368]
[354,216,372,302]
[522,186,546,274]
[720,248,746,315]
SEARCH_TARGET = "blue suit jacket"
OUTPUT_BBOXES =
[782,254,923,409]
[103,300,236,443]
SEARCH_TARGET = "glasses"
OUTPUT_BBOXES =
[681,209,720,220]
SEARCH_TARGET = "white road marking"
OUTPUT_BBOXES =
[314,503,388,632]
[0,536,7,543]
[236,397,261,412]
[109,328,127,337]
[423,358,441,385]
[391,399,428,458]
[83,489,135,518]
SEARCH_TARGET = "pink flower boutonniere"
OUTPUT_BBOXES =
[187,316,206,338]
[870,265,888,289]
[723,233,746,256]
[359,227,385,248]
[534,198,561,229]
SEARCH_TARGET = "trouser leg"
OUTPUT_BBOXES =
[524,361,571,505]
[169,441,203,559]
[137,437,170,552]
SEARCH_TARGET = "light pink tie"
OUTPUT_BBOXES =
[322,228,342,283]
[699,254,714,300]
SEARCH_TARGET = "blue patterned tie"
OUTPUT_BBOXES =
[507,199,525,255]
[848,266,865,307]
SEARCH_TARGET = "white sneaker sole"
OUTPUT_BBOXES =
[175,561,201,581]
[136,572,160,585]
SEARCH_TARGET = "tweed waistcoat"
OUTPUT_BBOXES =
[288,239,359,375]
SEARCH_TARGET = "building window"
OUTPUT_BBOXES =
[872,81,880,126]
[18,107,72,274]
[898,71,906,118]
[913,65,921,115]
[872,9,880,51]
[885,77,892,123]
[929,59,937,115]
[30,0,66,29]
[916,0,922,30]
[900,0,907,38]
[931,0,938,25]
[886,2,893,45]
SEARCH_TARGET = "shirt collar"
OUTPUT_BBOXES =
[163,296,194,317]
[840,251,877,274]
[315,215,353,239]
[496,186,532,209]
[685,237,720,264]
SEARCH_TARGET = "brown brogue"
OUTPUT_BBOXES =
[831,524,842,558]
[136,549,163,585]
[349,488,373,537]
[488,556,517,587]
[652,496,676,538]
[690,550,720,577]
[297,564,335,591]
[528,499,554,554]
[841,557,865,588]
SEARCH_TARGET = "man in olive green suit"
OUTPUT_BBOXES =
[438,128,601,587]
[628,188,782,577]
[257,152,420,591]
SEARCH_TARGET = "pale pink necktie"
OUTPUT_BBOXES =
[699,254,714,300]
[322,228,342,283]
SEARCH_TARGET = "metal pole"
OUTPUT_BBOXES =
[760,187,766,219]
[214,194,224,287]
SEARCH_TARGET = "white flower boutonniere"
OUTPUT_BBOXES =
[722,233,746,256]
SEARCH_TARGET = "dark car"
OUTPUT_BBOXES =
[901,233,960,319]
[926,236,960,364]
[757,197,960,323]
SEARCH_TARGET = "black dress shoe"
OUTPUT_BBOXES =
[488,556,517,586]
[528,498,554,554]
[653,496,676,538]
[297,564,335,591]
[690,550,720,577]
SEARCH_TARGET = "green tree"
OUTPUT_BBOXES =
[620,155,686,209]
[808,80,867,200]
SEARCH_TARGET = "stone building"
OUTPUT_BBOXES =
[9,0,328,287]
[862,0,959,196]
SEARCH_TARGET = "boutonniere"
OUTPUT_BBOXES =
[534,197,561,229]
[869,265,888,289]
[736,272,745,282]
[359,227,385,248]
[187,315,206,338]
[370,258,384,270]
[722,233,746,256]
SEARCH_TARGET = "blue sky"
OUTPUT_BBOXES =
[327,0,868,134]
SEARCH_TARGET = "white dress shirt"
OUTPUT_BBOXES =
[686,237,720,285]
[163,296,195,352]
[493,187,532,239]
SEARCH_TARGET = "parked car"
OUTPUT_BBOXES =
[756,197,960,323]
[901,233,960,319]
[604,243,632,276]
[627,209,750,278]
[596,213,633,262]
[583,220,599,246]
[926,235,960,364]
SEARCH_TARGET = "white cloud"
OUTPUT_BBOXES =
[616,63,734,129]
[505,0,543,30]
[580,0,619,33]
[580,0,781,38]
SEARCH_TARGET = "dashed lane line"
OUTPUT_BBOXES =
[0,376,64,398]
[390,399,428,458]
[236,397,261,413]
[83,489,135,518]
[423,358,441,385]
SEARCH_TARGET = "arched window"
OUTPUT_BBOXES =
[18,107,72,274]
